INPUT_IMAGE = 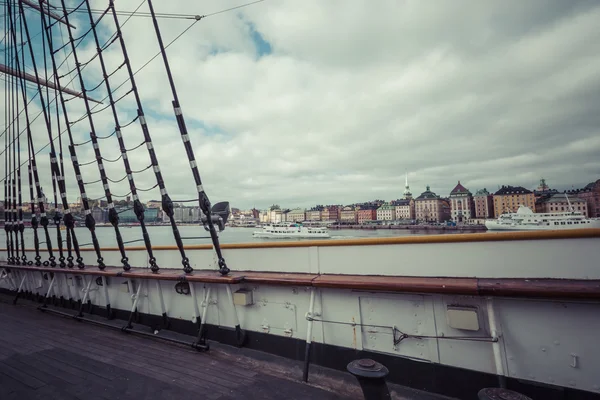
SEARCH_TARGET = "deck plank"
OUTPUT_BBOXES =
[0,298,346,400]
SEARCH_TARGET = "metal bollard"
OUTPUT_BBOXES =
[478,388,532,400]
[347,359,391,400]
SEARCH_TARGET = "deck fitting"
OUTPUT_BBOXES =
[478,388,532,400]
[347,358,391,399]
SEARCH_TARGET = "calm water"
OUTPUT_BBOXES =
[1,225,483,249]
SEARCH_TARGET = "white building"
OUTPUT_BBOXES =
[449,181,475,222]
[286,208,306,223]
[376,203,396,221]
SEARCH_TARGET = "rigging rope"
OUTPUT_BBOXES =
[1,0,264,197]
[0,0,223,149]
[15,11,25,266]
[0,5,194,165]
[18,0,61,267]
[12,12,20,265]
[17,0,83,268]
[8,3,45,266]
[4,2,13,264]
[59,0,131,270]
[108,0,194,273]
[41,3,66,268]
[146,0,229,276]
[33,0,105,269]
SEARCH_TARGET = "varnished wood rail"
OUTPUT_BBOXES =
[2,264,600,300]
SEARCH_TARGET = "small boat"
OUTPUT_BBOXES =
[253,222,330,238]
[485,205,600,231]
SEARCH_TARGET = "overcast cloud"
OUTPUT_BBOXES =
[3,0,600,209]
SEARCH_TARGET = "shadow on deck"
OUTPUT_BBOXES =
[0,294,456,400]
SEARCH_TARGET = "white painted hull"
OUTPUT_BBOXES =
[2,230,600,395]
[485,220,600,231]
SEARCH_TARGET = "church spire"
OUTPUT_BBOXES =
[403,172,412,199]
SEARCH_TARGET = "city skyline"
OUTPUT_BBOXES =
[242,176,597,210]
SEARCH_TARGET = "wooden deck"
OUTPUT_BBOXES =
[0,294,457,400]
[0,297,344,399]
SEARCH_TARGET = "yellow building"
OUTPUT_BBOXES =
[340,206,357,224]
[493,185,535,216]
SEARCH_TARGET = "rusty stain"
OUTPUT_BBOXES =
[352,317,357,349]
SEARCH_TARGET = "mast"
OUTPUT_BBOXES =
[20,0,75,28]
[565,193,574,213]
[0,64,99,102]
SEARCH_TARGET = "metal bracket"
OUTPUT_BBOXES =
[261,321,270,334]
[570,353,578,368]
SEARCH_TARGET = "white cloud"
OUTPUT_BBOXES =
[2,0,600,210]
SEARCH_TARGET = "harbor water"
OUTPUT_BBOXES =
[1,225,484,248]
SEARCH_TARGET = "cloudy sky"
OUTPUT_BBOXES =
[2,0,600,210]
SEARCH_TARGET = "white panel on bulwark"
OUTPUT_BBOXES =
[359,294,437,362]
[239,299,298,338]
[434,296,497,374]
[499,298,600,394]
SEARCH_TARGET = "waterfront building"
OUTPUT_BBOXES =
[258,210,270,223]
[440,198,452,222]
[286,208,306,223]
[474,188,494,219]
[533,179,559,212]
[376,203,396,221]
[576,179,600,218]
[449,181,475,222]
[415,186,448,223]
[340,206,357,224]
[493,185,535,216]
[321,205,341,221]
[393,199,414,220]
[357,207,377,224]
[116,207,160,223]
[538,193,588,216]
[306,209,322,221]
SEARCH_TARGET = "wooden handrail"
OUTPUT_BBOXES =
[3,264,600,300]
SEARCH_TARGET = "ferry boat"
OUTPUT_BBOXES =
[485,205,600,231]
[252,222,330,238]
[229,218,259,228]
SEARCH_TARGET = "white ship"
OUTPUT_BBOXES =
[485,205,600,231]
[253,222,330,238]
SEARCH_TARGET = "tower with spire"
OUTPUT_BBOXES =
[403,173,412,200]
